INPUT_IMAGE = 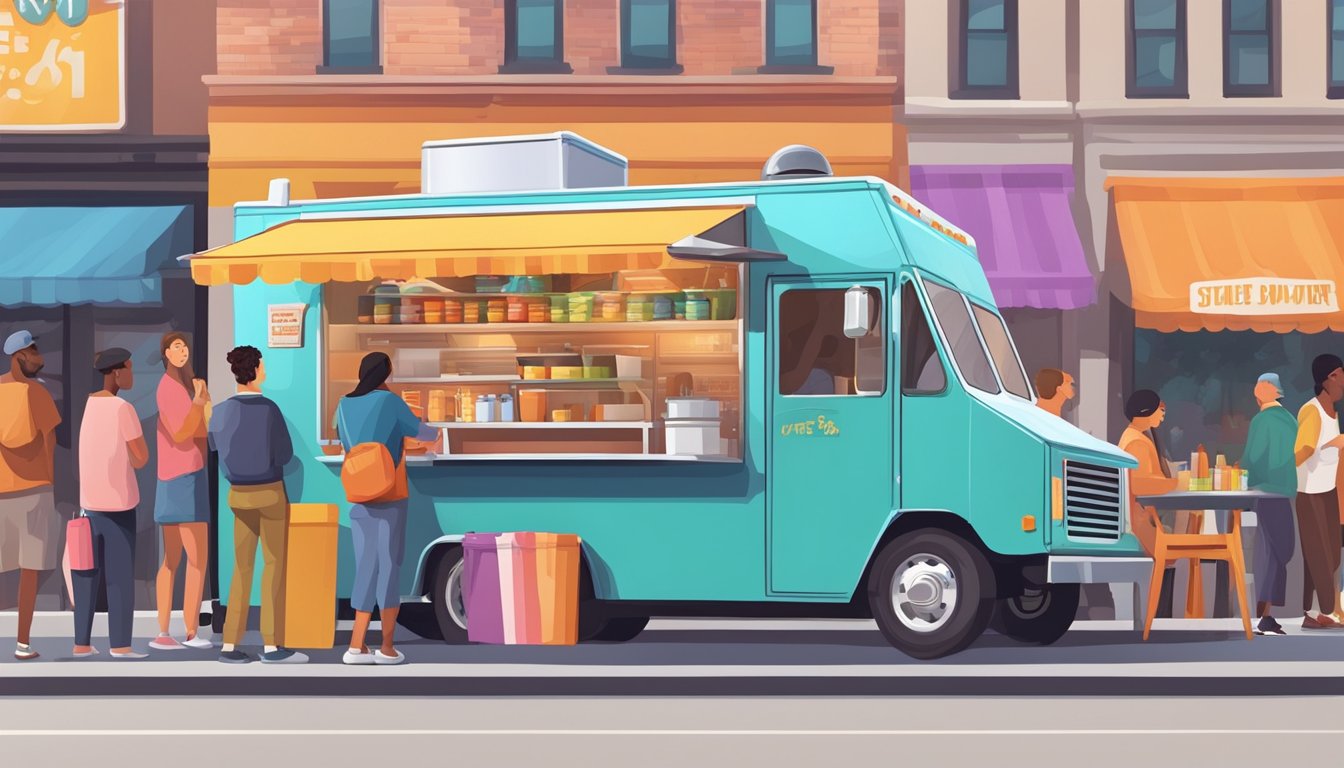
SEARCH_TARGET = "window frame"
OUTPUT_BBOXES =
[1222,0,1277,98]
[952,0,1020,100]
[320,0,382,75]
[1126,0,1188,98]
[1329,0,1344,98]
[776,286,887,399]
[899,281,950,397]
[502,0,573,74]
[919,276,1003,397]
[761,0,833,74]
[617,0,680,72]
[969,300,1033,401]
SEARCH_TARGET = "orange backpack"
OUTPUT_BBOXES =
[338,407,402,503]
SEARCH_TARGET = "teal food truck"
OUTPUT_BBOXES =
[192,134,1141,659]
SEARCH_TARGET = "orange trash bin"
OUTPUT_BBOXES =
[536,533,581,645]
[282,503,340,649]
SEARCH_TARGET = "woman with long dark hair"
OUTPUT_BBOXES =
[336,352,437,665]
[1120,389,1180,618]
[149,332,213,651]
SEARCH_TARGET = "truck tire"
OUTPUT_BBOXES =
[868,529,995,659]
[429,546,470,644]
[584,616,650,642]
[990,584,1079,645]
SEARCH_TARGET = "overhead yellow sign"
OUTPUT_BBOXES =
[0,0,124,131]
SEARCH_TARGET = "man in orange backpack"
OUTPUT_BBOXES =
[208,345,307,664]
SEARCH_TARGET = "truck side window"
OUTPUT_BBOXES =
[924,280,1000,394]
[901,283,947,394]
[778,288,885,396]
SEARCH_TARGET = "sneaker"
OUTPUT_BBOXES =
[109,650,148,660]
[374,649,406,666]
[15,643,39,661]
[182,635,214,650]
[149,634,185,651]
[72,647,100,659]
[260,649,309,664]
[218,649,254,664]
[1318,613,1344,629]
[1256,616,1287,636]
[342,649,375,666]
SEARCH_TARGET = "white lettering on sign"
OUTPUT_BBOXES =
[1189,279,1339,315]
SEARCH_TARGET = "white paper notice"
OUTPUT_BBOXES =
[1189,279,1338,315]
[268,303,306,348]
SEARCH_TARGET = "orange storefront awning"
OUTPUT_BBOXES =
[1108,177,1344,333]
[187,206,746,286]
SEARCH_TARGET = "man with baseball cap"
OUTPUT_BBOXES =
[0,330,62,660]
[1243,373,1297,635]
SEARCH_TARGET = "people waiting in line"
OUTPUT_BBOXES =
[1293,354,1344,630]
[335,351,438,666]
[208,345,306,664]
[73,348,149,660]
[1119,390,1179,619]
[0,330,62,661]
[1242,373,1297,636]
[150,332,214,652]
[1035,368,1075,420]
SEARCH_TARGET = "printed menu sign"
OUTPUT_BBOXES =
[1189,278,1339,316]
[268,304,306,349]
[0,0,125,131]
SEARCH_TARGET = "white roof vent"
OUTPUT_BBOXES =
[762,145,833,181]
[421,132,627,195]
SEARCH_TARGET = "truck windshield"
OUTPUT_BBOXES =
[923,280,1000,395]
[969,303,1032,400]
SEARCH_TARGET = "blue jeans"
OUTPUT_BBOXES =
[349,500,408,613]
[73,510,137,648]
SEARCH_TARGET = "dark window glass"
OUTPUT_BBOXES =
[901,283,947,395]
[621,0,677,69]
[506,0,566,70]
[767,0,817,67]
[1128,0,1186,97]
[970,303,1031,400]
[955,0,1017,98]
[1223,0,1275,96]
[924,280,999,395]
[323,0,379,72]
[1330,0,1344,96]
[778,288,885,397]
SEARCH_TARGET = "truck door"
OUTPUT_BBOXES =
[767,277,895,595]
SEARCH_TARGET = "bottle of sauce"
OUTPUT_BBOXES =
[459,388,474,423]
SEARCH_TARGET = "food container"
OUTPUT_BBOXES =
[595,292,625,322]
[507,296,528,323]
[673,297,687,320]
[463,300,481,324]
[583,366,612,380]
[626,296,654,322]
[522,366,549,380]
[423,298,445,324]
[499,394,515,422]
[373,303,394,324]
[527,301,548,323]
[652,293,675,321]
[665,421,721,456]
[667,397,720,420]
[551,408,571,423]
[597,404,644,422]
[428,390,448,423]
[568,293,594,323]
[477,394,496,423]
[458,389,475,422]
[518,354,582,378]
[357,294,376,324]
[443,298,464,323]
[685,296,711,321]
[519,390,547,422]
[550,366,584,380]
[700,288,737,320]
[487,298,507,323]
[550,306,568,323]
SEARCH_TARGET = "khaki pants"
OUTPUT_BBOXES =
[223,482,288,646]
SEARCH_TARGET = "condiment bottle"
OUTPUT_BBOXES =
[499,393,515,422]
[1196,445,1210,479]
[459,388,474,423]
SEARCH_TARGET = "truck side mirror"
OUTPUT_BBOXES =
[843,285,874,338]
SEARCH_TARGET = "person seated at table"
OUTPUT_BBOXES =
[1241,373,1298,636]
[1119,389,1179,617]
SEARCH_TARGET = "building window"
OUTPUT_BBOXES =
[763,0,830,73]
[778,288,885,397]
[954,0,1018,99]
[1329,0,1344,97]
[322,0,380,73]
[1127,0,1187,98]
[618,0,678,71]
[503,0,571,74]
[1223,0,1275,97]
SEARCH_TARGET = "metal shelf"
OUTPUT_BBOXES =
[343,320,737,335]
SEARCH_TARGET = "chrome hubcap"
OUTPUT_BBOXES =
[445,560,468,630]
[892,554,957,633]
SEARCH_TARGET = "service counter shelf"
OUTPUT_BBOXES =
[315,452,740,465]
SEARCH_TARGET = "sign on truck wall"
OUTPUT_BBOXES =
[0,0,124,131]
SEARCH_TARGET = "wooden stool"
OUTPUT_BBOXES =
[1143,507,1252,641]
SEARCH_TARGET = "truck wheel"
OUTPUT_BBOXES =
[990,584,1079,645]
[429,546,470,644]
[868,529,994,659]
[585,616,650,643]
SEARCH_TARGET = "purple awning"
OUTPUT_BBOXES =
[910,165,1095,310]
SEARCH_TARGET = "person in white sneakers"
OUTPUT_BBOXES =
[1294,354,1344,630]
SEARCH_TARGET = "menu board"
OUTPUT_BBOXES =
[268,303,307,349]
[0,0,125,131]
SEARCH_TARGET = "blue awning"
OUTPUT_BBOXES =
[0,206,193,306]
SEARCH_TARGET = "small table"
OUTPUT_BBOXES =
[1136,490,1291,620]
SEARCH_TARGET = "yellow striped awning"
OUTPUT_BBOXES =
[189,206,746,286]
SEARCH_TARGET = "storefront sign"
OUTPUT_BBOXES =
[0,0,124,131]
[1189,279,1339,316]
[268,304,307,349]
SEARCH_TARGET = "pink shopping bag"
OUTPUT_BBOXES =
[66,512,94,572]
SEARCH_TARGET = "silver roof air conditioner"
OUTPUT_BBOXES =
[762,145,833,181]
[420,132,628,195]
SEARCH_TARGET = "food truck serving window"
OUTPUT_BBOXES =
[778,288,885,397]
[923,279,1000,395]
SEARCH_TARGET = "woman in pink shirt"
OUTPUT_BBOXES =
[149,333,212,651]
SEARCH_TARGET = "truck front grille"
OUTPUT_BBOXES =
[1063,460,1124,542]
